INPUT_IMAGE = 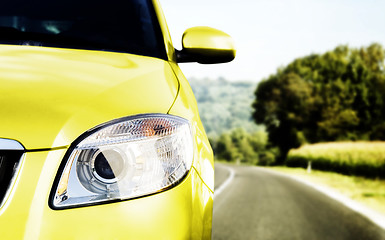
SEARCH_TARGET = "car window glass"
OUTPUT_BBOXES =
[0,0,165,58]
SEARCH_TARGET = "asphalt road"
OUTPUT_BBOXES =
[212,163,385,240]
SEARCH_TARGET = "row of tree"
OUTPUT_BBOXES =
[252,43,385,163]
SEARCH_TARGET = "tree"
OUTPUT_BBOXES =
[253,72,315,162]
[215,133,238,162]
[252,43,385,163]
[230,128,258,163]
[212,129,270,165]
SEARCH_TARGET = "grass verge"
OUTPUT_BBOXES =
[287,141,385,179]
[268,166,385,215]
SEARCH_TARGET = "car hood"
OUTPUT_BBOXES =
[0,45,178,150]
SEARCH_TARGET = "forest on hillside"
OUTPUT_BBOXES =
[189,77,261,138]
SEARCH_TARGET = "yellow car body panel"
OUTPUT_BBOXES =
[0,45,213,238]
[0,0,220,239]
[0,45,178,150]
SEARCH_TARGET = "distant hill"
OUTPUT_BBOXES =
[188,77,263,138]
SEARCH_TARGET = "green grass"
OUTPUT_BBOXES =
[287,141,385,178]
[269,166,385,215]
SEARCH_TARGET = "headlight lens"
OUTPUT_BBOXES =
[51,114,193,209]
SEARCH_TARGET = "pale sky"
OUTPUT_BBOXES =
[160,0,385,82]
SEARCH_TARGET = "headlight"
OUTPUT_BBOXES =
[50,114,193,209]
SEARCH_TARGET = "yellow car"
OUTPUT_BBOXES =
[0,0,235,239]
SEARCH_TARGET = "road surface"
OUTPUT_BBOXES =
[212,163,385,240]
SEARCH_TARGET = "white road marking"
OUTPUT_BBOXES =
[258,167,385,231]
[214,165,235,199]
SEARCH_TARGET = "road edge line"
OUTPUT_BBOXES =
[214,165,235,199]
[258,167,385,231]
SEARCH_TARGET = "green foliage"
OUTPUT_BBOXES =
[258,151,276,166]
[189,77,271,164]
[286,142,385,179]
[252,43,385,162]
[215,133,238,161]
[211,128,275,166]
[189,77,263,138]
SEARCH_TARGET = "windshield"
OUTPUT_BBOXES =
[0,0,166,59]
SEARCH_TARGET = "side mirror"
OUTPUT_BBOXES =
[176,26,236,64]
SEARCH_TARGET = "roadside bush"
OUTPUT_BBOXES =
[211,128,269,165]
[258,151,276,166]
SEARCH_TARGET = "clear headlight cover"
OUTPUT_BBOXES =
[51,114,193,209]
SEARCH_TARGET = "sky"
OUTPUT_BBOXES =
[160,0,385,82]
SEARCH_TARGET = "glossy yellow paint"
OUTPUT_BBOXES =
[182,26,235,51]
[0,44,214,237]
[152,0,176,62]
[179,26,236,64]
[0,149,212,239]
[0,1,216,239]
[0,45,178,150]
[168,61,214,192]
